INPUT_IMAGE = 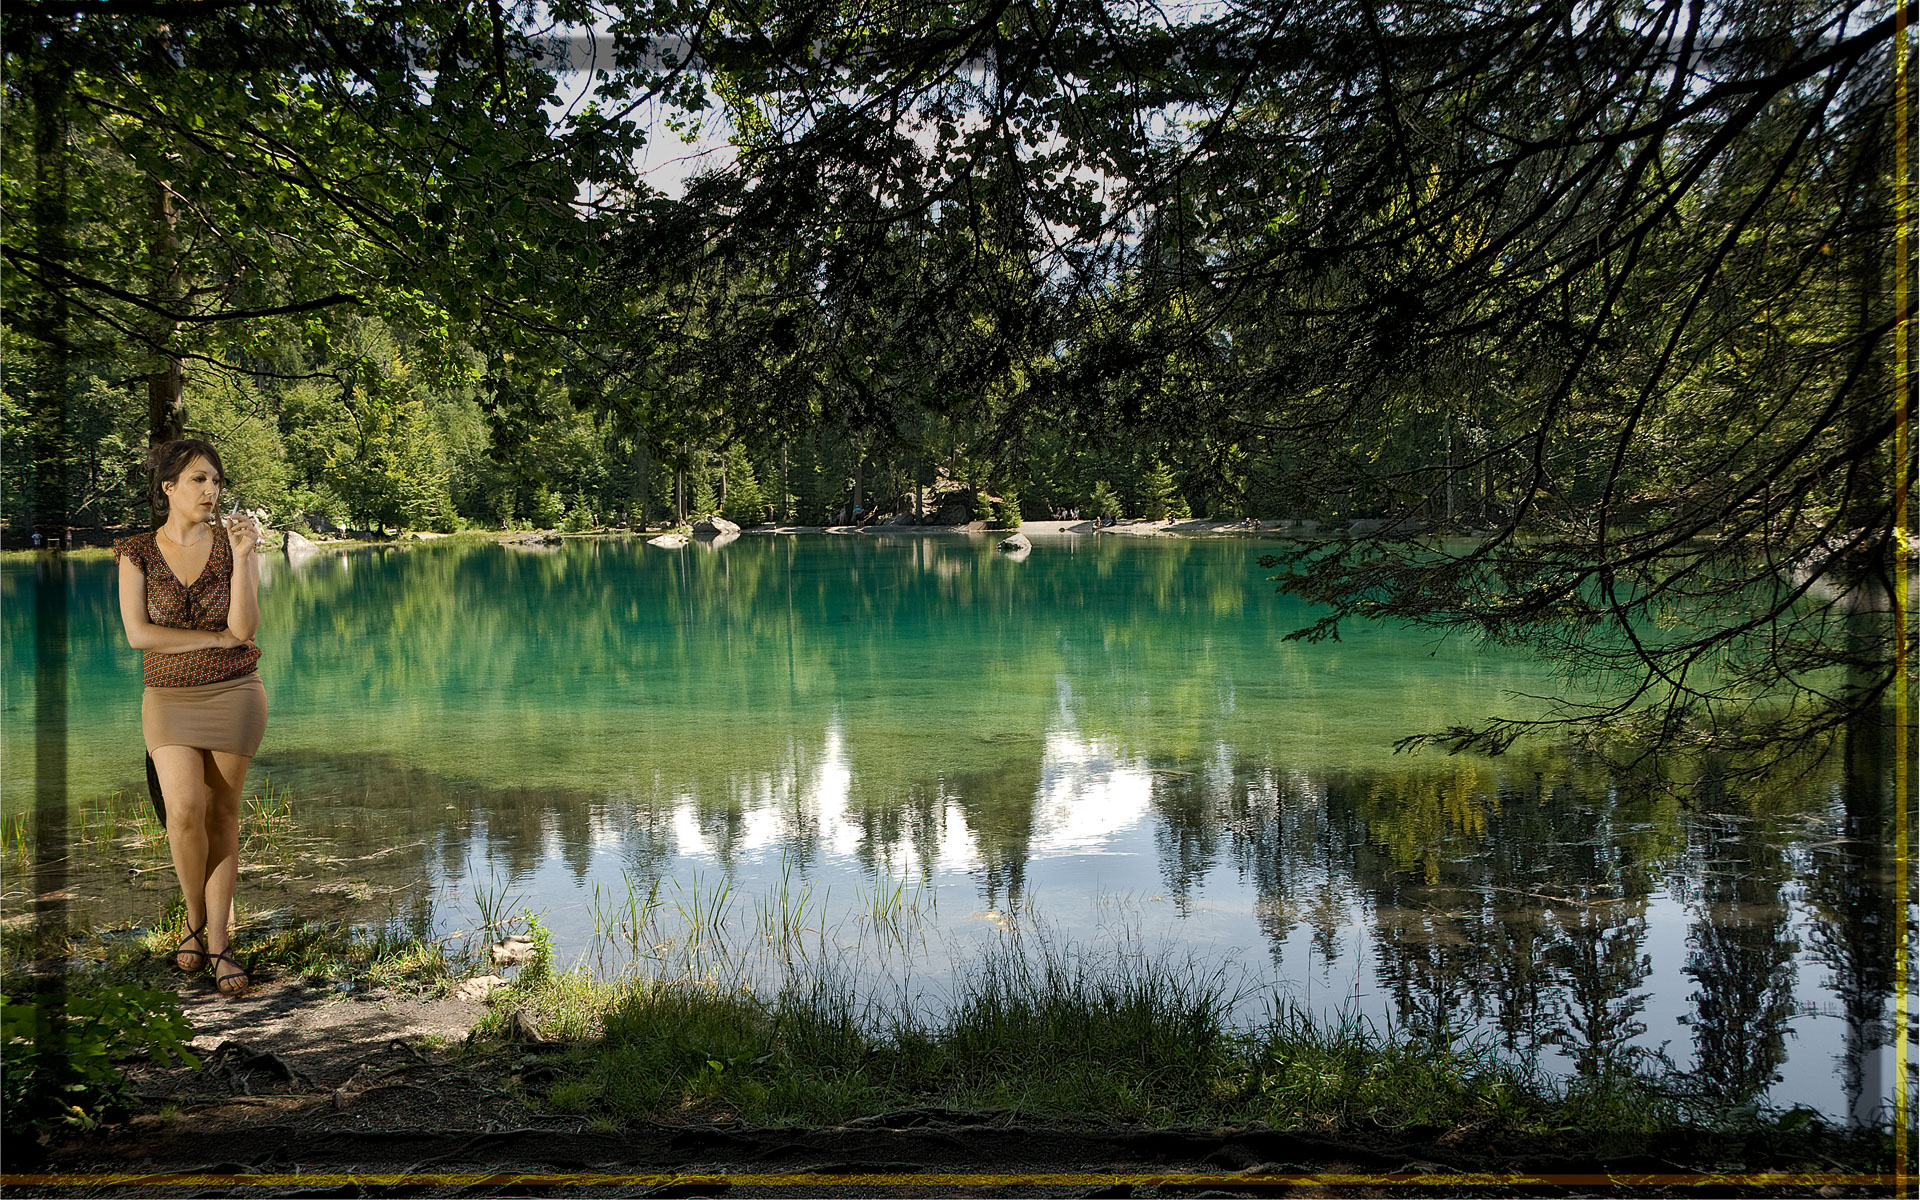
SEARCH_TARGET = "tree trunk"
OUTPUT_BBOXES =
[632,439,650,530]
[146,173,186,445]
[28,40,72,542]
[674,446,686,526]
[25,26,76,1130]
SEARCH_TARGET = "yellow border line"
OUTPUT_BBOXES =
[1897,0,1915,1184]
[0,1172,1911,1189]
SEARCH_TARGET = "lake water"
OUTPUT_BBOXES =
[2,533,1903,1125]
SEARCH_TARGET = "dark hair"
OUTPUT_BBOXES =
[146,439,227,522]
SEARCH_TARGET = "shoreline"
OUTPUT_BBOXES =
[1,516,1372,560]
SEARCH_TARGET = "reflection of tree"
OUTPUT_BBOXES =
[943,755,1044,906]
[1681,774,1799,1102]
[847,779,945,878]
[1804,710,1896,1127]
[1151,768,1219,910]
[1521,775,1656,1078]
[1201,757,1363,969]
[1304,878,1349,971]
[1360,763,1493,885]
[1343,764,1669,1067]
[1487,908,1554,1056]
[1353,768,1498,1042]
[1477,777,1564,1057]
[1369,881,1483,1043]
[1548,898,1651,1076]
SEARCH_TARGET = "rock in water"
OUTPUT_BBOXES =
[996,533,1032,554]
[284,529,319,557]
[692,514,740,537]
[490,935,535,966]
[648,533,690,548]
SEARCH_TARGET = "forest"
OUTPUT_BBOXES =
[3,0,1908,762]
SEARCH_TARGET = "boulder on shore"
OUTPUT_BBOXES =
[648,533,690,548]
[692,514,740,538]
[996,533,1032,555]
[283,529,319,557]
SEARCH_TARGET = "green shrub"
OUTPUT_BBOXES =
[529,486,566,529]
[2,982,200,1132]
[1089,480,1122,520]
[519,915,554,988]
[995,488,1022,528]
[1142,462,1186,521]
[563,495,594,532]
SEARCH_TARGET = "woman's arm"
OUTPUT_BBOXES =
[224,516,261,643]
[117,557,242,652]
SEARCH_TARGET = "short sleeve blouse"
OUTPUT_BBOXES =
[114,530,261,687]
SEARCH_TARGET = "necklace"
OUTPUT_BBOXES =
[160,526,210,548]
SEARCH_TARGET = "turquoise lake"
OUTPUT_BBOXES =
[2,532,1902,1125]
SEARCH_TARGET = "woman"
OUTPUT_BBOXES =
[114,440,266,997]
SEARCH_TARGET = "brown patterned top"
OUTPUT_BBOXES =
[114,530,261,688]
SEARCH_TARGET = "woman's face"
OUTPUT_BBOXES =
[165,456,224,524]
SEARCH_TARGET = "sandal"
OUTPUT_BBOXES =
[174,919,208,973]
[208,949,251,997]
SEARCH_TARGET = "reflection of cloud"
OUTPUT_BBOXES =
[813,718,862,861]
[660,721,1148,876]
[670,792,707,857]
[921,798,981,876]
[1030,729,1152,854]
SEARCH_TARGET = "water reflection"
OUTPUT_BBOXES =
[2,537,1903,1124]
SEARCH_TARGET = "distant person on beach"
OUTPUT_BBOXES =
[114,439,267,998]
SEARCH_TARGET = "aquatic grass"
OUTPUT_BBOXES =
[621,871,664,956]
[859,869,934,950]
[242,777,295,853]
[470,871,525,939]
[128,797,166,848]
[475,920,613,1044]
[4,901,465,1001]
[752,854,822,957]
[4,813,29,871]
[670,871,735,960]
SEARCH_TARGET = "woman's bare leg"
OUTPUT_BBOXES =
[149,745,212,967]
[202,751,249,976]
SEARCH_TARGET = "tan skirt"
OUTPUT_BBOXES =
[143,674,268,757]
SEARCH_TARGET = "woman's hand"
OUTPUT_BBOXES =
[225,511,263,555]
